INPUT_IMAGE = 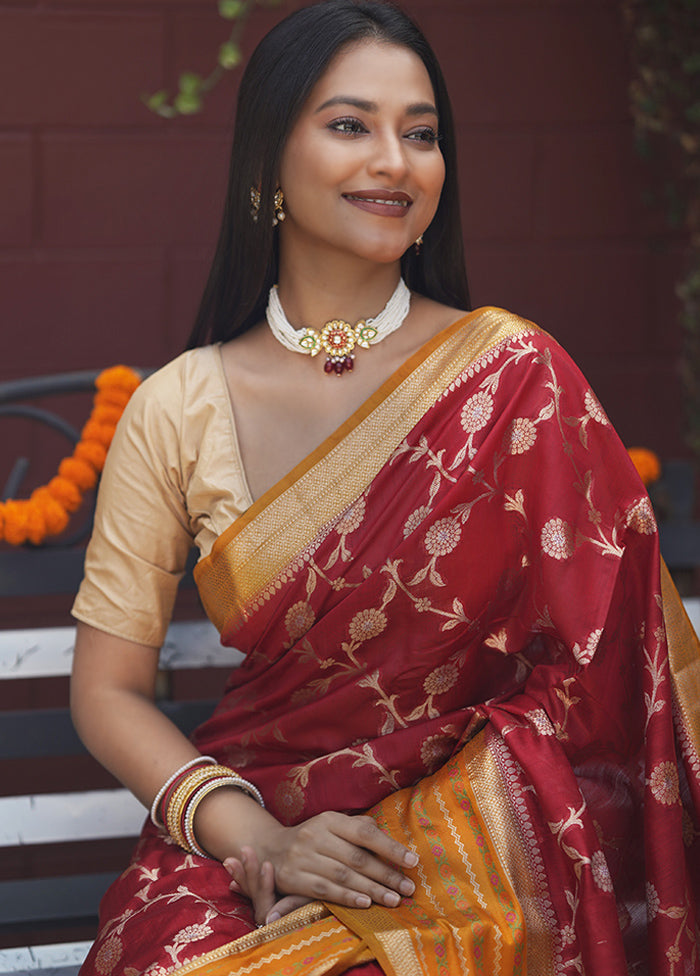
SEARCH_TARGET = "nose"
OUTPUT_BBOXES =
[368,129,409,181]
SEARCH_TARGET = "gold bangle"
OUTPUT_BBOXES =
[166,766,224,852]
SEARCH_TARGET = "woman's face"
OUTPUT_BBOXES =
[278,40,445,267]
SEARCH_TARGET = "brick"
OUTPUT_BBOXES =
[0,136,33,247]
[0,253,167,380]
[457,129,535,240]
[430,6,630,127]
[41,134,230,248]
[536,127,646,239]
[0,10,163,127]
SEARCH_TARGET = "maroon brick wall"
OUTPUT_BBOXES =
[0,0,686,465]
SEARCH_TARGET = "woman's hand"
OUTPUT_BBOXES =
[246,811,418,914]
[224,848,311,926]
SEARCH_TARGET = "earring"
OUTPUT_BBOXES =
[414,234,423,255]
[273,187,286,227]
[249,186,261,223]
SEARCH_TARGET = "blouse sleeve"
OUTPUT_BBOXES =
[71,360,194,648]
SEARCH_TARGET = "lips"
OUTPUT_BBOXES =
[342,189,413,218]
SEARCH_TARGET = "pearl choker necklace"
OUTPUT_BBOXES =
[266,278,411,376]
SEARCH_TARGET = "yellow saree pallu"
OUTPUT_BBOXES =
[79,310,700,976]
[174,733,529,976]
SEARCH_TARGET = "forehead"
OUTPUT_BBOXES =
[305,40,436,109]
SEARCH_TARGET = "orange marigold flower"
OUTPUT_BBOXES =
[74,440,107,470]
[81,420,116,448]
[627,447,661,486]
[96,365,141,393]
[32,488,70,535]
[59,457,98,492]
[47,476,82,512]
[3,499,30,545]
[94,388,131,410]
[25,504,48,546]
[1,366,140,545]
[92,404,123,426]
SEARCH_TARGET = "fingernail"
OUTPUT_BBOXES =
[267,912,280,924]
[356,894,371,908]
[384,892,400,907]
[223,859,235,874]
[404,851,418,867]
[400,879,415,895]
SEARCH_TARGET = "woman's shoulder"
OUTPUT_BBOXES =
[138,345,219,397]
[114,346,225,457]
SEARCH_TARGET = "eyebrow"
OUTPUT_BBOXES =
[315,96,438,118]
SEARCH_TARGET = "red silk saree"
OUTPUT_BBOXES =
[82,309,700,976]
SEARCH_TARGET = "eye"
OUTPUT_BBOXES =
[406,127,439,146]
[327,117,368,136]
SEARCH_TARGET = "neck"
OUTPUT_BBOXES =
[276,253,403,330]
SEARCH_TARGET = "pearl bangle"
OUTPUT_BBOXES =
[149,756,217,828]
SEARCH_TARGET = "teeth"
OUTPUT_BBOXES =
[346,195,408,206]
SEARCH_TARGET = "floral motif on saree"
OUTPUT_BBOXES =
[80,309,700,976]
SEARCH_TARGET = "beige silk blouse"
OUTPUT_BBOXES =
[71,345,253,648]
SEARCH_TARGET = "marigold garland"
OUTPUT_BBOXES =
[628,447,662,487]
[0,366,141,546]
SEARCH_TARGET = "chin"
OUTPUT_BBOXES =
[353,240,412,265]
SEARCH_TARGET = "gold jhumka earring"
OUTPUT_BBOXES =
[272,188,286,227]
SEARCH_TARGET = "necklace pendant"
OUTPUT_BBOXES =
[324,354,354,376]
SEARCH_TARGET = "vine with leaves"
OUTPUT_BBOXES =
[622,0,700,456]
[143,0,290,117]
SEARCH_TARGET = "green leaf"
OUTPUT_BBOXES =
[219,0,244,18]
[179,72,202,95]
[144,90,169,112]
[218,41,242,69]
[174,91,202,115]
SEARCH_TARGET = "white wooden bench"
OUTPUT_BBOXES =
[0,620,242,976]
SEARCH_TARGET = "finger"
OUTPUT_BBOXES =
[266,894,313,925]
[240,848,278,926]
[343,815,419,870]
[324,832,417,893]
[276,850,414,911]
[223,857,249,896]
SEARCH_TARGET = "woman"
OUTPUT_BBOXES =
[70,2,700,974]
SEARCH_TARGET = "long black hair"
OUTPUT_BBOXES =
[187,0,470,348]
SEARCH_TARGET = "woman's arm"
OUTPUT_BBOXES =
[70,621,417,918]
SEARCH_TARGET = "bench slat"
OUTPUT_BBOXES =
[0,790,145,847]
[0,700,217,760]
[0,941,91,975]
[0,623,241,679]
[0,874,116,927]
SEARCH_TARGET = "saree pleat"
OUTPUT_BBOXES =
[80,309,700,976]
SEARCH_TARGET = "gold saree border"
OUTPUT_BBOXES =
[194,307,537,632]
[463,733,554,975]
[660,559,700,756]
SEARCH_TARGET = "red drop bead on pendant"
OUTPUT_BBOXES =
[324,355,355,375]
